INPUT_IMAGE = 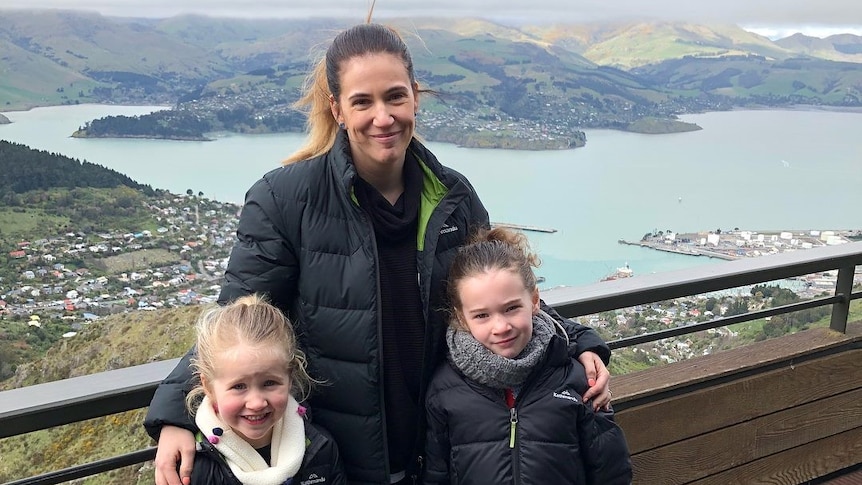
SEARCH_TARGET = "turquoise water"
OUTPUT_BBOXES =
[2,105,860,287]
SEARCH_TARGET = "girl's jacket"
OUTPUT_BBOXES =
[423,335,632,485]
[190,419,346,485]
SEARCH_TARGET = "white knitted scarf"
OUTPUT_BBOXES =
[196,395,306,485]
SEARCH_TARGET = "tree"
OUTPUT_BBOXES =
[704,297,717,312]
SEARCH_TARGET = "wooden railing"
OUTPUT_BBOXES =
[1,241,861,485]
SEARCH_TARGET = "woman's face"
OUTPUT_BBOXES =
[331,52,419,174]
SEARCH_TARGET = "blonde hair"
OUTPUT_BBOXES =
[446,227,541,330]
[185,294,315,413]
[284,23,420,164]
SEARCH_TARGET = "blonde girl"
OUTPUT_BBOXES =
[184,294,344,485]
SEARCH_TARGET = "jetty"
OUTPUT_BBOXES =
[620,228,859,261]
[618,239,738,260]
[491,222,557,233]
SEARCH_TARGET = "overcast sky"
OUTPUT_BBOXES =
[3,0,862,38]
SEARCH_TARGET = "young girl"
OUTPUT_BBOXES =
[423,228,632,485]
[184,294,345,485]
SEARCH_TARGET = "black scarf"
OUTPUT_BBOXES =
[352,153,423,240]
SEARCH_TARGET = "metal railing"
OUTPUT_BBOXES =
[2,241,861,484]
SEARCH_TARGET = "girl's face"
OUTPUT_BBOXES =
[330,52,419,174]
[204,342,291,448]
[456,268,540,358]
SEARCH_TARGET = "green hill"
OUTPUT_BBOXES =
[2,11,862,143]
[0,140,154,196]
[545,22,794,69]
[634,55,862,105]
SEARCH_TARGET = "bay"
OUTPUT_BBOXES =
[1,105,860,288]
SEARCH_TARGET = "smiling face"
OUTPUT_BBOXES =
[203,342,291,448]
[330,52,419,175]
[456,267,541,358]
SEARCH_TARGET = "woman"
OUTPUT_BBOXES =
[144,23,612,485]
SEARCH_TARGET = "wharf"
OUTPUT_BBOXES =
[491,222,557,233]
[621,229,859,262]
[618,239,738,260]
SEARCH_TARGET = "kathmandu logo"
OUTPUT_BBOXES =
[439,224,459,235]
[300,473,326,485]
[553,390,580,403]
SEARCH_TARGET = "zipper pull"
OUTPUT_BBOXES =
[509,407,518,448]
[505,388,517,448]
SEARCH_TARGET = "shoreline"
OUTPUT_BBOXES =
[727,104,862,114]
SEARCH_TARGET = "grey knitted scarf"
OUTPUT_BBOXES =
[446,310,558,389]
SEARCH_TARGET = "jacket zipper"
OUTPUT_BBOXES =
[362,210,391,481]
[505,388,522,484]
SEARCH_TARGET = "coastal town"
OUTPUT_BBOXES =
[0,195,240,333]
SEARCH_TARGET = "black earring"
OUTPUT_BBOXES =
[339,122,345,130]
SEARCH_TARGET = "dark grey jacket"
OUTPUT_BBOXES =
[423,336,632,485]
[144,132,609,484]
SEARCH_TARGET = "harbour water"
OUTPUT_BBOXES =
[1,105,860,288]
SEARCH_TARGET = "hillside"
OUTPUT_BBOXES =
[634,55,862,105]
[2,11,862,147]
[525,22,793,69]
[0,141,238,379]
[775,33,862,63]
[0,306,199,484]
[0,140,154,196]
[0,142,204,483]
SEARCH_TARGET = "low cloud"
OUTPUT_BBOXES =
[2,0,861,34]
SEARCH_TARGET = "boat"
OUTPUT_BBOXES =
[601,263,634,282]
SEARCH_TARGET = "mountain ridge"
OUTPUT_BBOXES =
[2,10,861,147]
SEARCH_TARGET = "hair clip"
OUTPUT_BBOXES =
[208,427,224,444]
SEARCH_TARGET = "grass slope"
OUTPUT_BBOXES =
[0,306,200,484]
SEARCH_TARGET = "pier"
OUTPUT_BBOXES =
[491,222,557,233]
[620,229,859,262]
[618,239,738,260]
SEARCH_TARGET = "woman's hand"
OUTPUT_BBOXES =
[578,351,612,411]
[154,425,196,485]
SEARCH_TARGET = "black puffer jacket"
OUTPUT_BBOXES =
[190,419,346,485]
[423,336,632,485]
[145,132,610,484]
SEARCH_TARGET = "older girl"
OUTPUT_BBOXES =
[423,228,631,484]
